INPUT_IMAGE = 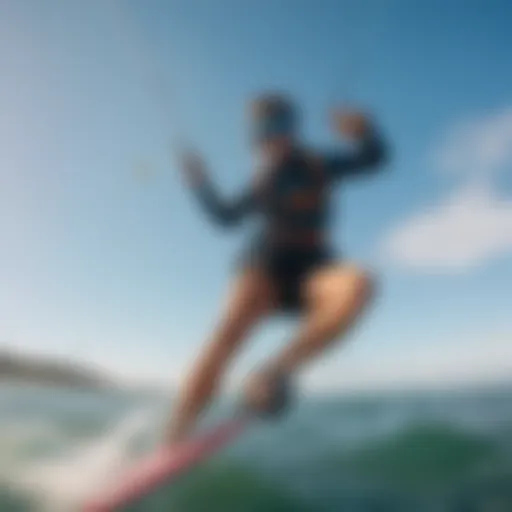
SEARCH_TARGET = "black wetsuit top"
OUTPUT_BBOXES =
[192,129,387,310]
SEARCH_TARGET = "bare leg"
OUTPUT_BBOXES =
[271,263,376,374]
[165,269,275,446]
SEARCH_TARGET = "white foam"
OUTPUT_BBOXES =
[1,407,161,511]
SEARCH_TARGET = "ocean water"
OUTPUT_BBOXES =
[1,383,512,512]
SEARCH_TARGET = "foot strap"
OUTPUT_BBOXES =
[240,368,295,420]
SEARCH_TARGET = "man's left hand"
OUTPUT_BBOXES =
[331,109,372,139]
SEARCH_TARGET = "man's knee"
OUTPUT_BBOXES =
[332,265,378,312]
[353,267,378,303]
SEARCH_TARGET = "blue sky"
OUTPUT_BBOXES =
[1,0,511,390]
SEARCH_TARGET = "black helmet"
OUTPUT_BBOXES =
[250,92,298,142]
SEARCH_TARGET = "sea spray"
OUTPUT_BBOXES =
[1,406,161,511]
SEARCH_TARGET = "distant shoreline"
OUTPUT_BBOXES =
[0,350,114,390]
[1,348,511,399]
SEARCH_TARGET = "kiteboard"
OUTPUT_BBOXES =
[83,415,249,512]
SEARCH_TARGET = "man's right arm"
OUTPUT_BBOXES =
[191,178,256,228]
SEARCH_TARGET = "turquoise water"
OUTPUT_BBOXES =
[1,383,512,511]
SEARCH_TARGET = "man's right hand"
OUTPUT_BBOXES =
[178,150,207,188]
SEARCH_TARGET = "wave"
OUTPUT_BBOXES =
[142,463,314,512]
[0,406,162,511]
[1,387,512,511]
[339,422,505,486]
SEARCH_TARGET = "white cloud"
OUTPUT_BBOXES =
[435,107,512,178]
[383,186,512,270]
[381,107,512,270]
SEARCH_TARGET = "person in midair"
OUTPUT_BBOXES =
[166,92,389,445]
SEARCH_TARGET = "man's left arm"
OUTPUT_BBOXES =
[325,112,390,179]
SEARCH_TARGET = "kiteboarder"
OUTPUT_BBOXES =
[166,92,389,446]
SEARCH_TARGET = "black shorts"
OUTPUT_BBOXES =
[238,245,333,312]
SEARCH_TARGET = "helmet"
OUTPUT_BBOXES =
[250,92,298,143]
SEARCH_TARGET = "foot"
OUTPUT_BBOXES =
[242,366,294,418]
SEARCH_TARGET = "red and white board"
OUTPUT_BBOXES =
[83,417,249,512]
